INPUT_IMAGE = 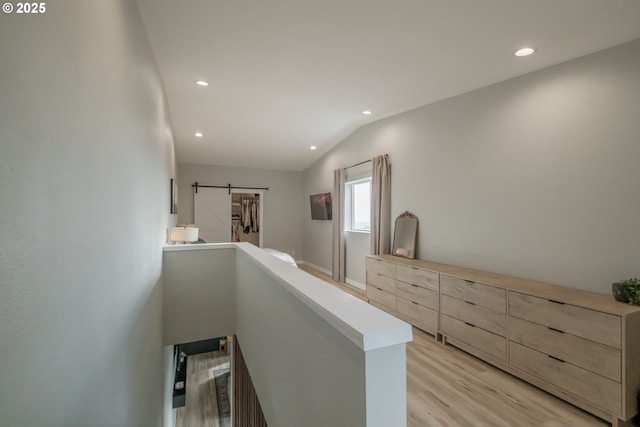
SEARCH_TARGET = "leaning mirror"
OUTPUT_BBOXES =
[392,211,418,259]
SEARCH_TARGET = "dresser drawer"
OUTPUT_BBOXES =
[509,292,621,348]
[441,294,506,336]
[367,285,396,310]
[509,316,620,381]
[397,297,438,335]
[366,257,396,277]
[396,265,438,292]
[441,314,506,362]
[396,281,438,310]
[440,274,506,313]
[367,272,396,294]
[509,342,621,415]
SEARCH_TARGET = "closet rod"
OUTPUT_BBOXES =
[192,182,269,194]
[344,159,371,170]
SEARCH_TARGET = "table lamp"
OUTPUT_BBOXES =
[170,226,199,244]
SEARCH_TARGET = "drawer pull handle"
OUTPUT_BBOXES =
[548,327,565,334]
[464,279,474,284]
[412,284,419,288]
[465,300,476,305]
[548,299,565,305]
[548,355,565,363]
[412,267,419,270]
[412,301,419,305]
[377,287,383,291]
[464,322,476,327]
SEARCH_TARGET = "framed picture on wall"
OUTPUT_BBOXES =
[310,192,332,220]
[170,178,178,214]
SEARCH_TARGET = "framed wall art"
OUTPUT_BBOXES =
[170,178,178,214]
[310,192,332,220]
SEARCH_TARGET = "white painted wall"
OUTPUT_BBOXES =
[0,2,176,426]
[303,39,640,294]
[163,246,236,345]
[365,344,406,426]
[178,163,304,258]
[345,231,369,287]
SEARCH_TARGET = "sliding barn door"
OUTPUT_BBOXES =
[194,187,231,243]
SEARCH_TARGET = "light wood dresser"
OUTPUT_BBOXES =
[366,256,456,336]
[366,254,640,426]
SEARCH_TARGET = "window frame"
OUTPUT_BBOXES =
[345,176,372,233]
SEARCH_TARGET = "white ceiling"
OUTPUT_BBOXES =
[136,0,640,172]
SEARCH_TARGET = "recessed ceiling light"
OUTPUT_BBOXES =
[195,132,203,138]
[515,47,535,57]
[195,80,209,86]
[362,110,372,115]
[310,146,317,150]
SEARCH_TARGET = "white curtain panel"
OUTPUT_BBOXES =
[371,154,391,255]
[332,168,346,282]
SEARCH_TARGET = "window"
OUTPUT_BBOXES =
[346,177,371,232]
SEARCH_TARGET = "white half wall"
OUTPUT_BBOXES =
[235,252,367,426]
[0,1,176,425]
[302,39,640,294]
[162,243,411,426]
[234,244,410,426]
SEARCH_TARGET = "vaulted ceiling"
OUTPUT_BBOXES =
[136,0,640,171]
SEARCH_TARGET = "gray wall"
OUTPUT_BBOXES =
[0,2,176,426]
[178,163,304,257]
[163,247,236,345]
[302,39,640,294]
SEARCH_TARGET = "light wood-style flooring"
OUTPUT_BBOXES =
[298,264,608,427]
[176,350,230,427]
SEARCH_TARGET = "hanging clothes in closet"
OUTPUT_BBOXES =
[251,200,258,232]
[241,197,259,234]
[232,222,240,242]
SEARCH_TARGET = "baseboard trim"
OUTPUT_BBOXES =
[345,278,366,291]
[297,260,331,276]
[298,261,366,291]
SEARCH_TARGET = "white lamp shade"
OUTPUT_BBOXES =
[170,227,199,242]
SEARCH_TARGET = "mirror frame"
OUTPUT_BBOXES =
[391,211,418,259]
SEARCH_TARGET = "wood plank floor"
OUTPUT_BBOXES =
[298,264,608,427]
[176,350,230,427]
